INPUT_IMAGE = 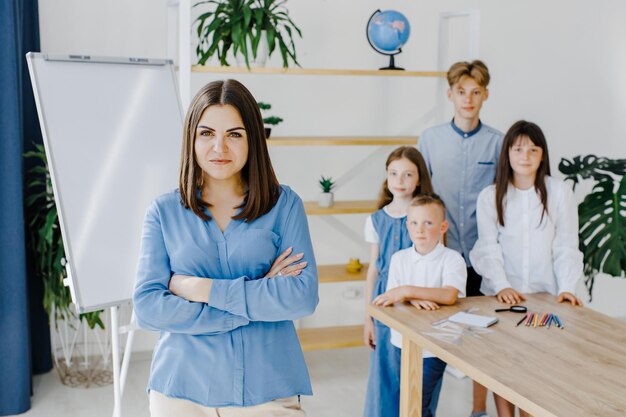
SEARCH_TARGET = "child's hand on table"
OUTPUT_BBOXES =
[409,299,440,310]
[496,287,526,304]
[557,291,583,306]
[372,287,408,307]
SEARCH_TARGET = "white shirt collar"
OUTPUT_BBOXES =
[410,242,445,263]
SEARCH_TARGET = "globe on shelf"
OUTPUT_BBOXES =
[366,9,411,70]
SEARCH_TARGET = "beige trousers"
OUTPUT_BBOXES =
[149,390,307,417]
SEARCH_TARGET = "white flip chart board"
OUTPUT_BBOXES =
[27,53,183,313]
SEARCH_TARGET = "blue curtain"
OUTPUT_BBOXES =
[0,0,52,414]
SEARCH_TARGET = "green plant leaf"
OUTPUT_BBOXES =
[28,165,49,175]
[318,176,335,192]
[208,30,224,56]
[219,38,233,66]
[266,26,276,54]
[579,177,626,277]
[560,155,626,300]
[25,179,47,188]
[25,193,46,207]
[231,22,242,51]
[243,6,252,29]
[276,34,289,67]
[42,207,58,244]
[559,155,626,190]
[23,150,45,158]
[253,8,263,28]
[80,311,105,330]
[263,116,283,125]
[251,29,262,59]
[205,15,226,38]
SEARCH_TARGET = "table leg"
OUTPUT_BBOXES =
[400,337,423,417]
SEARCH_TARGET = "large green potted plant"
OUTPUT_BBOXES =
[194,0,302,68]
[25,144,104,329]
[559,155,626,300]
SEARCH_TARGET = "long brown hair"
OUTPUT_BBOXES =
[495,120,551,226]
[377,146,433,209]
[179,79,279,222]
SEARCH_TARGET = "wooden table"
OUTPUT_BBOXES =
[368,293,626,417]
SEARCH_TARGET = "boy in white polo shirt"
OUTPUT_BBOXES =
[373,193,467,417]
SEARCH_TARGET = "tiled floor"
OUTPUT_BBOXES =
[21,348,498,417]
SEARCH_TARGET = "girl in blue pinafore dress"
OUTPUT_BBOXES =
[363,146,434,417]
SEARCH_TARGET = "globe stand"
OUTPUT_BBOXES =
[379,51,404,71]
[366,9,408,71]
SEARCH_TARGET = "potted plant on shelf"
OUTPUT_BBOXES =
[559,154,626,300]
[194,0,302,68]
[25,144,110,387]
[258,101,282,138]
[318,176,335,208]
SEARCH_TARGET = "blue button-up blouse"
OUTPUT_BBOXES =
[133,185,319,407]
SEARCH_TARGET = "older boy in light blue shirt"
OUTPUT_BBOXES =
[418,60,502,417]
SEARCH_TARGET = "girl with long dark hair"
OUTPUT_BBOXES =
[470,120,583,417]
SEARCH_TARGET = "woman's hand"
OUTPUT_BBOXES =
[557,291,583,306]
[169,275,212,303]
[409,299,440,310]
[266,247,308,278]
[363,316,376,350]
[496,287,526,304]
[372,287,407,307]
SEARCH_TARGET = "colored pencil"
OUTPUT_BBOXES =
[516,314,528,327]
[556,315,565,329]
[525,313,533,326]
[538,313,546,327]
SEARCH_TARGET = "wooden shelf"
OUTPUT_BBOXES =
[318,264,368,283]
[267,136,418,146]
[298,325,364,351]
[192,65,446,78]
[304,200,377,215]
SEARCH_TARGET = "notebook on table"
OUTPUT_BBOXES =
[448,311,499,328]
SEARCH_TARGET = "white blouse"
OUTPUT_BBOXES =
[469,176,583,296]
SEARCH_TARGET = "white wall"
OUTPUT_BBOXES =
[39,0,626,351]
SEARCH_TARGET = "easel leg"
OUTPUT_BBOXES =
[400,337,423,417]
[119,310,136,395]
[110,306,137,417]
[111,306,122,417]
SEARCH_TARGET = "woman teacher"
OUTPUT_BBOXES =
[134,79,318,416]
